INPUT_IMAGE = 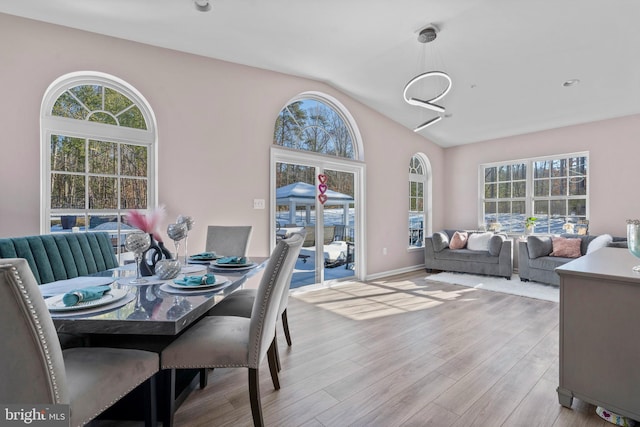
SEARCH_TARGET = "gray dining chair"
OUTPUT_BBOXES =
[0,258,159,427]
[160,232,304,427]
[206,230,306,369]
[205,225,253,257]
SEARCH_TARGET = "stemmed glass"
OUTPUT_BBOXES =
[125,232,151,284]
[177,215,194,263]
[167,222,188,264]
[626,219,640,272]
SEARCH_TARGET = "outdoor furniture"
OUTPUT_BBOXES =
[205,225,253,257]
[160,233,304,427]
[0,258,159,427]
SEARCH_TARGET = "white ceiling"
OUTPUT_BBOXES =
[2,0,639,147]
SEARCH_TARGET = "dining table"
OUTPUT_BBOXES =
[43,255,268,427]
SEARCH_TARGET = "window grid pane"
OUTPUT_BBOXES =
[273,98,355,159]
[408,155,426,248]
[482,162,527,233]
[483,154,588,235]
[47,77,153,259]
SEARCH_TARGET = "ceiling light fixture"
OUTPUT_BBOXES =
[417,26,438,43]
[194,0,211,12]
[404,24,452,132]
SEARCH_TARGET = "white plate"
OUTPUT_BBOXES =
[213,260,255,268]
[168,279,231,290]
[46,288,128,312]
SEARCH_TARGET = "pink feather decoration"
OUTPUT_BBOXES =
[125,206,167,242]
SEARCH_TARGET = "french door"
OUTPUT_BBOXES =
[271,148,364,288]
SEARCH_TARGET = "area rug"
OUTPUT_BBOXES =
[425,272,559,303]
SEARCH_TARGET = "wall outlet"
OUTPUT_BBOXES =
[253,199,265,209]
[383,247,387,255]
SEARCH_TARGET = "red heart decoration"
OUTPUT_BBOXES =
[318,183,328,194]
[318,194,328,204]
[318,174,328,184]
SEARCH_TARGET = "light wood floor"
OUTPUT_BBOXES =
[108,271,610,426]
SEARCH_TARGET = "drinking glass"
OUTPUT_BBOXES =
[627,219,640,272]
[176,215,194,263]
[125,232,151,284]
[167,222,188,264]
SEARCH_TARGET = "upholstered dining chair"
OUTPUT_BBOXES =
[205,225,253,257]
[160,232,304,427]
[206,230,306,365]
[0,258,159,427]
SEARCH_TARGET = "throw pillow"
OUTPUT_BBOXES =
[586,234,613,254]
[431,231,450,252]
[467,232,493,251]
[550,237,582,258]
[488,234,505,256]
[527,236,553,259]
[449,231,468,249]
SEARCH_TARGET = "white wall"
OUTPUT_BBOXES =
[443,114,640,237]
[0,13,445,277]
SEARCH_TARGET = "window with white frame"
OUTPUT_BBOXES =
[481,153,588,235]
[41,72,156,256]
[274,97,356,159]
[409,154,426,247]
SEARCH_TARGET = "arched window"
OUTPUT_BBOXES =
[409,153,431,248]
[271,92,365,285]
[274,94,360,160]
[41,72,157,256]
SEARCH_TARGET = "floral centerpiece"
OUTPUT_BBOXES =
[124,206,171,275]
[125,206,166,242]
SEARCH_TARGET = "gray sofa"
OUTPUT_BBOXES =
[518,234,626,286]
[424,229,513,279]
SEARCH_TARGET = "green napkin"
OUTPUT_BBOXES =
[190,252,217,260]
[62,285,112,307]
[217,256,247,265]
[173,273,216,287]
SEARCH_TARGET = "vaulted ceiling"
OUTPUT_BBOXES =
[2,0,639,147]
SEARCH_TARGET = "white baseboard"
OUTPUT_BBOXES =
[365,264,425,281]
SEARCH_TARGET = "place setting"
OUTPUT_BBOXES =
[187,251,219,264]
[159,272,233,295]
[208,256,257,273]
[46,284,135,318]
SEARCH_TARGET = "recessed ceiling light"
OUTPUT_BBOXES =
[563,79,580,87]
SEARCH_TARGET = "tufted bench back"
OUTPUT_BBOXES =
[0,232,118,285]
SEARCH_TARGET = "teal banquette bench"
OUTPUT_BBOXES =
[0,232,118,285]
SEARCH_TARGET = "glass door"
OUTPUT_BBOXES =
[321,169,355,281]
[274,159,359,288]
[275,161,318,287]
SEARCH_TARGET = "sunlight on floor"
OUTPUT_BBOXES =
[292,275,480,320]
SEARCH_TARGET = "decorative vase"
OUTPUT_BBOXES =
[155,259,182,280]
[140,234,170,276]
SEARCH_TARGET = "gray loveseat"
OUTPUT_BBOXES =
[424,229,513,279]
[518,234,626,286]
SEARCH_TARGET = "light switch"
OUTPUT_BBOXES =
[253,199,265,209]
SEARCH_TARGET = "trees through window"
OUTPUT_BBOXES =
[42,73,156,255]
[481,153,588,234]
[409,154,429,248]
